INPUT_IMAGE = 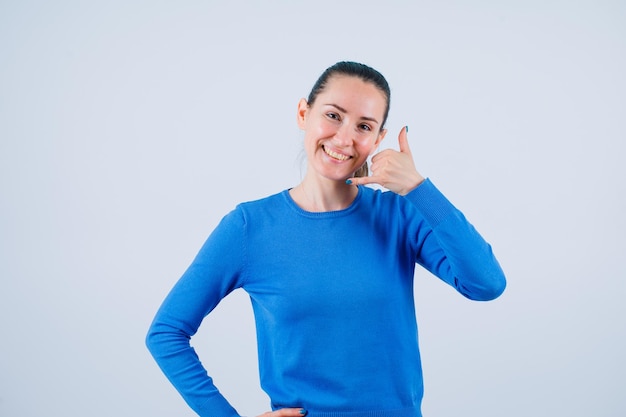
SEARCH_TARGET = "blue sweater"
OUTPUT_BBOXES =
[146,179,506,417]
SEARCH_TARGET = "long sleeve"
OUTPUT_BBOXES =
[145,185,505,417]
[145,209,247,417]
[404,179,506,301]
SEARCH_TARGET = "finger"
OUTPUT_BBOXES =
[346,175,380,187]
[398,125,412,155]
[261,408,307,417]
[370,148,395,165]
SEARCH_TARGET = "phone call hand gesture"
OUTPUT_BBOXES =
[347,126,424,196]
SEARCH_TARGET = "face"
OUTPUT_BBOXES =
[297,75,387,182]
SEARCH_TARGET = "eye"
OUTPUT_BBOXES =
[359,124,372,132]
[326,112,340,121]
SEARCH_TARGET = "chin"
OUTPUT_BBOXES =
[322,170,355,182]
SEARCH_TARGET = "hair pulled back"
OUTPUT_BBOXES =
[306,62,391,178]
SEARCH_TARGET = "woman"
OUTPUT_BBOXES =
[146,61,506,417]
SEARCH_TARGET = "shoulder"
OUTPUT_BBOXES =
[355,186,425,231]
[358,185,415,212]
[236,190,287,213]
[226,190,291,227]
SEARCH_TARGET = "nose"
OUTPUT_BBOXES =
[334,123,353,147]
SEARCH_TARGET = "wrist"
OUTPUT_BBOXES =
[399,174,425,196]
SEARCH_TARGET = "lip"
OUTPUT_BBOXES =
[322,145,352,162]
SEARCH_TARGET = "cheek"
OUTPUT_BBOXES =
[355,136,378,155]
[316,118,338,136]
[305,121,338,145]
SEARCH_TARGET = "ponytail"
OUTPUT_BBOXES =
[354,162,368,178]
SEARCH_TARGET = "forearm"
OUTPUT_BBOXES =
[146,314,241,416]
[406,179,506,300]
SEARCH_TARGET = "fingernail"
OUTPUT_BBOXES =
[405,125,409,133]
[299,409,307,415]
[345,179,352,184]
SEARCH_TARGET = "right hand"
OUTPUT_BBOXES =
[257,408,306,417]
[345,126,424,196]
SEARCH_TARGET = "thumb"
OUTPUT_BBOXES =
[398,125,411,155]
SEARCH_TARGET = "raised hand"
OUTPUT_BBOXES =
[346,126,424,195]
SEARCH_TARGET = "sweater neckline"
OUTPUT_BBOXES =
[282,186,364,218]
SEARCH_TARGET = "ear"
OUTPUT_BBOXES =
[296,98,309,130]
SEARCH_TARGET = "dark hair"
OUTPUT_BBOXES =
[307,61,391,178]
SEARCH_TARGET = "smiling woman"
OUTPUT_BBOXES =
[304,61,392,179]
[292,74,389,211]
[146,61,506,417]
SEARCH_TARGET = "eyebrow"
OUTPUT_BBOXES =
[325,103,380,125]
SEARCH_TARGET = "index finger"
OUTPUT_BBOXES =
[346,174,384,187]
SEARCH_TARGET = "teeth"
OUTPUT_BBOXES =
[323,146,350,161]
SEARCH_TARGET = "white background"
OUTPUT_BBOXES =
[1,1,624,416]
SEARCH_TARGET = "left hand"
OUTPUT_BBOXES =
[257,408,306,417]
[347,126,425,196]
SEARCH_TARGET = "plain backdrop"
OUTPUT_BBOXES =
[1,1,624,416]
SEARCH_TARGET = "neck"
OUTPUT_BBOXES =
[290,174,358,212]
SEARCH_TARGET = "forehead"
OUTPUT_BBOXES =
[322,75,386,99]
[317,75,387,117]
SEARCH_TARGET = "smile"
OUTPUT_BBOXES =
[323,145,351,161]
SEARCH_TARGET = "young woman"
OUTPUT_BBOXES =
[146,61,506,417]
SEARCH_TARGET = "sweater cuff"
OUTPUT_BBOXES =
[196,392,241,417]
[403,178,458,228]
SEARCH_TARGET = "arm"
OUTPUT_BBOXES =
[348,126,506,300]
[405,179,506,300]
[145,210,247,417]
